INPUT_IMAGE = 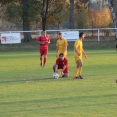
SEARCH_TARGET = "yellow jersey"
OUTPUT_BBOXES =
[74,39,83,58]
[56,38,68,57]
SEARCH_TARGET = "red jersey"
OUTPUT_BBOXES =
[37,35,50,48]
[56,58,68,68]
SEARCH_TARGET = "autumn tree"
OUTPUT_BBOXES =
[88,6,112,28]
[38,0,68,30]
[0,0,40,41]
[46,1,69,29]
[69,0,89,29]
[22,0,39,42]
[69,0,74,29]
[0,0,68,41]
[74,0,89,28]
[74,9,89,28]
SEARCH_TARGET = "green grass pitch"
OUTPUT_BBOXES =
[0,49,117,117]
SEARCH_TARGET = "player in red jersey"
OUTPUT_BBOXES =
[37,30,50,67]
[53,53,69,77]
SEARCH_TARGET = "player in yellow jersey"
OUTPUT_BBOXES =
[56,32,68,58]
[73,32,87,79]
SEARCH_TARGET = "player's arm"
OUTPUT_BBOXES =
[59,65,66,75]
[56,41,59,58]
[82,49,87,59]
[48,40,50,44]
[56,47,58,57]
[55,64,58,73]
[74,46,80,56]
[62,46,67,54]
[61,65,66,74]
[60,59,68,75]
[74,41,80,56]
[62,40,68,54]
[45,36,50,44]
[48,36,50,44]
[47,38,50,44]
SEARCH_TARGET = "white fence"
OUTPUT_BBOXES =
[0,28,117,44]
[46,28,117,42]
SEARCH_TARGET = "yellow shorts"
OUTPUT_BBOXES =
[75,57,82,63]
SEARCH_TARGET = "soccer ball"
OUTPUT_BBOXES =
[53,73,59,79]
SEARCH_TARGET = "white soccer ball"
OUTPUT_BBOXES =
[53,73,59,79]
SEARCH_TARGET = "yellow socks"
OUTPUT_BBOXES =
[79,67,82,76]
[74,68,79,76]
[74,67,82,76]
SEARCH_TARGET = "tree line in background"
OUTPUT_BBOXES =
[0,0,113,41]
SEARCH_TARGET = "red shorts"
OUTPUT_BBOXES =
[40,47,48,56]
[58,66,69,73]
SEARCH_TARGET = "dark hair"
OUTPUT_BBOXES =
[79,32,84,38]
[59,32,62,35]
[59,53,64,57]
[41,30,46,35]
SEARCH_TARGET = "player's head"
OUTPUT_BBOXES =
[79,32,85,39]
[59,53,64,60]
[42,30,46,36]
[59,32,63,39]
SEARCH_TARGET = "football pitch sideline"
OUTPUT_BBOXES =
[0,49,117,117]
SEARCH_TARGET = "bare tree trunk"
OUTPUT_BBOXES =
[69,0,74,29]
[22,0,32,42]
[108,0,117,39]
[42,17,46,31]
[41,0,49,31]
